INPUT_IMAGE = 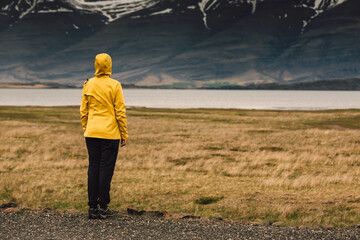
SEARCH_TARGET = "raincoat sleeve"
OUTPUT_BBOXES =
[80,84,89,132]
[114,83,128,140]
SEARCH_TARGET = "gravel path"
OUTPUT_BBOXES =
[1,211,360,240]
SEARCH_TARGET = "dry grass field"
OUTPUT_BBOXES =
[0,106,359,227]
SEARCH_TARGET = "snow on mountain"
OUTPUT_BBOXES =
[300,0,348,33]
[0,0,358,86]
[313,0,347,10]
[197,0,348,30]
[0,0,36,19]
[0,0,349,28]
[249,0,257,14]
[198,0,215,29]
[0,0,77,21]
[66,0,159,22]
[198,0,262,29]
[18,0,37,19]
[0,0,160,23]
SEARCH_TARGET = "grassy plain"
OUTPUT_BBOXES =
[0,106,359,226]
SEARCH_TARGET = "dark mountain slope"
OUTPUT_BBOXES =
[269,0,360,82]
[25,11,209,85]
[0,0,359,88]
[0,1,105,82]
[159,1,318,86]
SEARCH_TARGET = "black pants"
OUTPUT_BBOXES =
[85,137,119,209]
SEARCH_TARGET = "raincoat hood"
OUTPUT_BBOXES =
[95,53,112,77]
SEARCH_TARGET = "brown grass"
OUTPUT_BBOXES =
[0,106,359,226]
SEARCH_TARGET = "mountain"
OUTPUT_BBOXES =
[0,0,359,88]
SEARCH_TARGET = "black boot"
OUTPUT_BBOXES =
[98,207,115,219]
[88,208,98,219]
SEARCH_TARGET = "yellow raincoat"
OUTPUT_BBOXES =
[80,53,128,140]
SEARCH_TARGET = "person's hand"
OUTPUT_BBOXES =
[120,139,127,147]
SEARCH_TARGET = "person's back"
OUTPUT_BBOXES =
[81,53,128,140]
[82,76,126,139]
[80,53,128,219]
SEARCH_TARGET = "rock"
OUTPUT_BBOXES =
[250,222,261,226]
[168,213,200,219]
[19,208,32,213]
[41,207,54,213]
[126,207,168,218]
[0,202,17,209]
[127,206,141,216]
[163,211,172,219]
[182,215,201,219]
[273,221,283,226]
[142,211,165,218]
[264,221,273,226]
[56,209,65,214]
[4,207,20,212]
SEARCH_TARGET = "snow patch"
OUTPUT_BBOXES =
[248,0,257,14]
[314,0,323,9]
[37,8,73,13]
[314,0,348,10]
[2,0,349,28]
[149,8,172,16]
[19,0,38,20]
[336,0,347,5]
[302,20,308,28]
[328,0,347,9]
[300,0,348,34]
[198,0,218,29]
[66,0,159,22]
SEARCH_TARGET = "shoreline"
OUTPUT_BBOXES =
[1,78,360,90]
[1,88,359,109]
[0,83,77,89]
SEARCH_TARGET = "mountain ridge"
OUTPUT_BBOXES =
[0,0,359,88]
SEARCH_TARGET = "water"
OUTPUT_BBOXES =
[0,88,359,110]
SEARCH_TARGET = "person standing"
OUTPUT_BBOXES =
[80,53,128,219]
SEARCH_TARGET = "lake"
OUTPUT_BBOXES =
[0,89,359,110]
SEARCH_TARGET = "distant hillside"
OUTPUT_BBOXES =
[203,78,360,90]
[0,0,359,88]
